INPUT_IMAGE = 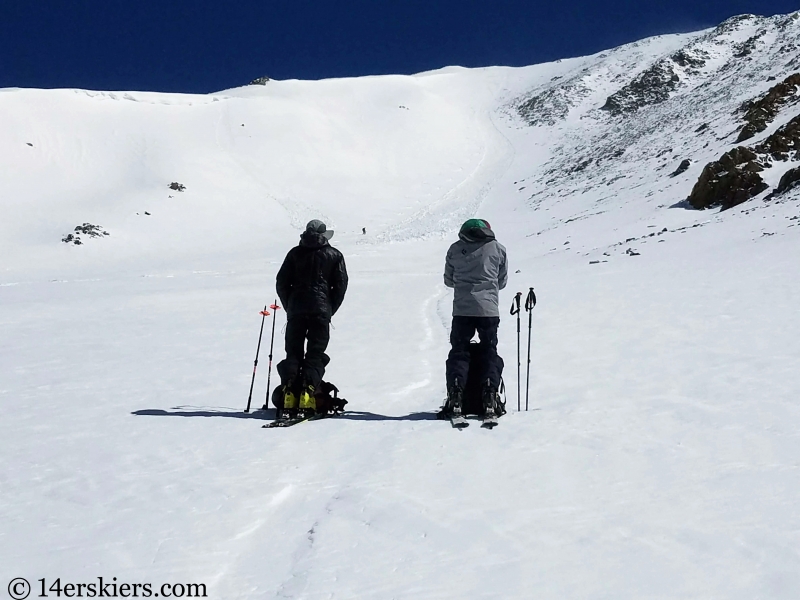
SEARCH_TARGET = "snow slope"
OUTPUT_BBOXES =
[2,12,800,600]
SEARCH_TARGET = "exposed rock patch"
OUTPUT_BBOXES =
[168,182,186,192]
[736,73,800,142]
[517,80,590,126]
[690,109,800,210]
[716,14,759,34]
[774,166,800,195]
[600,47,709,116]
[62,223,109,245]
[778,12,800,30]
[670,159,692,177]
[671,49,708,72]
[249,76,271,85]
[753,113,800,158]
[601,59,680,115]
[687,147,769,210]
[734,34,762,58]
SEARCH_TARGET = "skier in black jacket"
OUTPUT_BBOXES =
[275,219,348,416]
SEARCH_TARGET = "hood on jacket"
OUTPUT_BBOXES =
[458,218,495,243]
[299,231,330,249]
[306,219,334,239]
[299,219,334,248]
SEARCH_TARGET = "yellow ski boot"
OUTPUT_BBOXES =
[299,384,316,415]
[282,385,299,411]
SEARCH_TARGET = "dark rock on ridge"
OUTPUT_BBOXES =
[774,166,800,195]
[518,81,590,126]
[688,147,769,210]
[753,112,800,157]
[671,159,692,177]
[601,60,680,116]
[736,72,800,142]
[62,223,110,245]
[689,93,800,210]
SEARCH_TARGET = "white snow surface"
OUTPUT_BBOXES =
[3,12,800,599]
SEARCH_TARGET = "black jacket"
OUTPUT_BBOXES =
[276,232,348,319]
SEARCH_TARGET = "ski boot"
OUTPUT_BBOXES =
[481,380,501,429]
[279,382,299,420]
[299,382,317,418]
[482,379,498,419]
[444,381,468,428]
[446,381,464,417]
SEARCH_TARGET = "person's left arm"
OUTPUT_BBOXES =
[498,244,508,290]
[330,253,349,316]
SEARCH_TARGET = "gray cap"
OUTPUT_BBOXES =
[305,219,334,239]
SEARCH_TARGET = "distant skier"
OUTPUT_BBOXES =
[443,219,508,419]
[362,227,366,235]
[275,220,348,417]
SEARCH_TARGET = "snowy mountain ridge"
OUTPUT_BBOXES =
[506,11,800,248]
[2,10,800,600]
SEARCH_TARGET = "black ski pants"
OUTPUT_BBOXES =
[277,314,331,390]
[446,315,502,391]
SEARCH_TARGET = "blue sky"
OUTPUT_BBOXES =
[2,0,797,93]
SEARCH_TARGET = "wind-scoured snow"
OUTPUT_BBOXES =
[2,11,800,600]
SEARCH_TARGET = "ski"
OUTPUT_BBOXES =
[263,412,326,428]
[437,402,468,429]
[450,414,469,429]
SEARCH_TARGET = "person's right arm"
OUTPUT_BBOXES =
[444,247,455,288]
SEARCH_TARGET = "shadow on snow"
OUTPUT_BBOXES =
[131,408,439,422]
[132,407,274,420]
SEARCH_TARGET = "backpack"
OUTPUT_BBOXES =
[271,380,348,415]
[442,342,507,417]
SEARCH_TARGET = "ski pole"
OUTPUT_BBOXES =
[524,287,537,411]
[510,292,522,412]
[263,300,281,410]
[245,306,270,413]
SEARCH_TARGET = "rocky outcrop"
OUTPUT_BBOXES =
[687,147,769,210]
[716,14,759,34]
[601,48,708,116]
[62,223,109,245]
[774,166,800,195]
[778,12,800,30]
[734,34,762,58]
[671,49,708,72]
[736,73,800,142]
[599,15,760,117]
[689,103,800,210]
[596,14,774,120]
[249,76,271,85]
[601,60,680,115]
[753,113,800,158]
[168,182,186,192]
[670,159,691,177]
[517,80,590,126]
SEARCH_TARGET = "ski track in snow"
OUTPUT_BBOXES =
[3,14,800,598]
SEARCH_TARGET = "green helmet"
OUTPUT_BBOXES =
[460,218,491,232]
